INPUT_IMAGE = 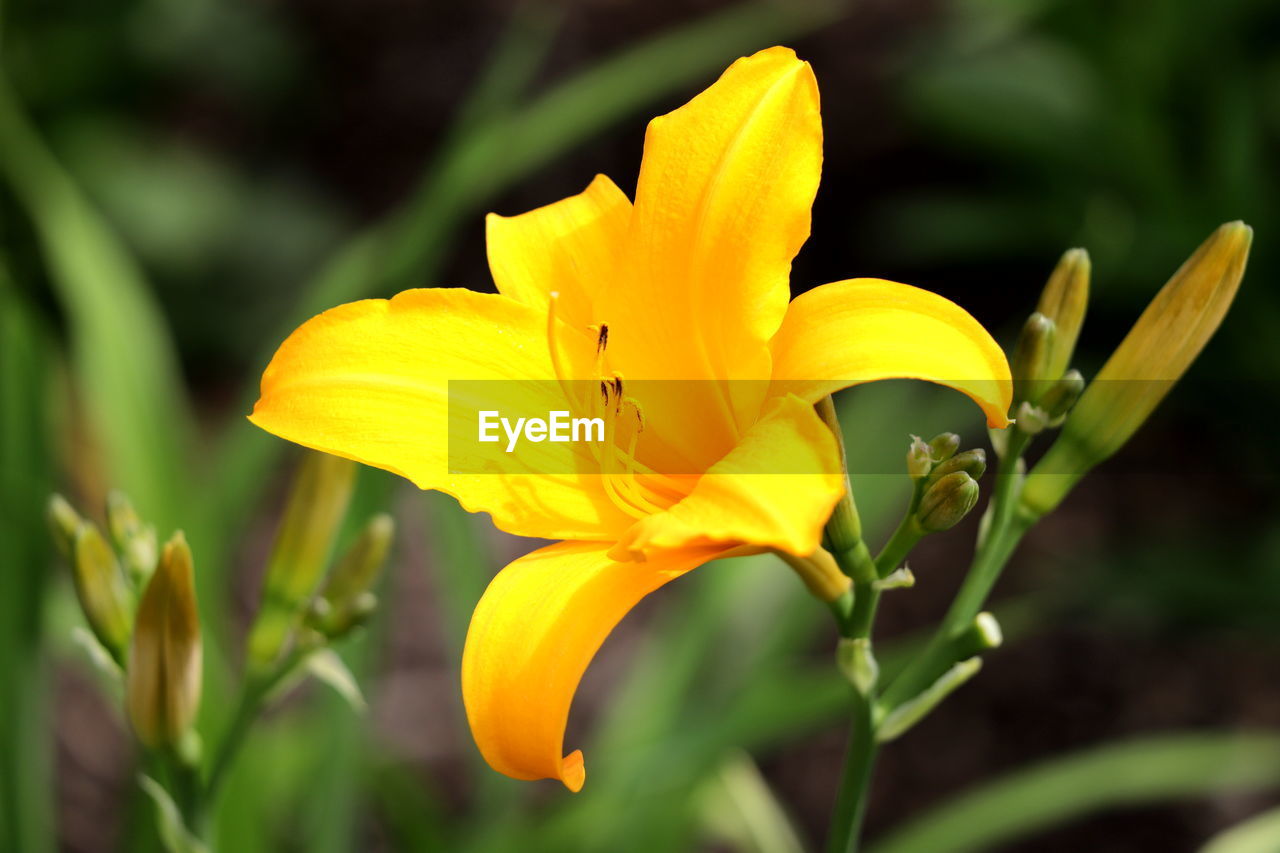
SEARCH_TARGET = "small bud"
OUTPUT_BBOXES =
[926,449,987,486]
[873,567,915,591]
[927,433,960,464]
[309,514,395,639]
[47,494,82,558]
[248,452,357,668]
[1011,312,1056,404]
[1036,248,1090,382]
[906,435,933,480]
[107,490,158,585]
[1038,369,1086,425]
[126,532,202,749]
[1014,400,1050,436]
[837,638,879,696]
[72,523,135,662]
[1023,222,1251,519]
[917,472,979,532]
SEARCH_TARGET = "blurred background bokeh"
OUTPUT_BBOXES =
[2,0,1278,850]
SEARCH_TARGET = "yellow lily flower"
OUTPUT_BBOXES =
[249,47,1011,791]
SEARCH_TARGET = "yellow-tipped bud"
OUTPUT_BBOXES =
[1011,312,1056,404]
[309,514,394,639]
[1023,222,1251,518]
[107,490,158,585]
[47,494,82,558]
[1036,248,1090,382]
[906,435,933,480]
[126,532,202,749]
[248,452,356,668]
[72,523,135,662]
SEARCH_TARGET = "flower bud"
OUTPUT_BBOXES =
[309,514,394,639]
[925,448,986,486]
[248,451,356,668]
[126,532,202,749]
[1011,312,1056,404]
[47,494,82,558]
[906,435,933,480]
[1036,248,1090,382]
[1023,222,1251,518]
[107,490,158,585]
[72,523,135,662]
[1013,400,1050,436]
[1038,369,1086,425]
[927,433,960,463]
[917,472,979,532]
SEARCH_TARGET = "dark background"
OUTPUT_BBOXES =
[2,0,1278,850]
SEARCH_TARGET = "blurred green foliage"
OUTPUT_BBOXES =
[1,0,1276,850]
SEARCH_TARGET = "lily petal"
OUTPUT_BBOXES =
[486,174,631,330]
[612,394,844,560]
[770,279,1013,428]
[250,288,637,540]
[462,539,728,790]
[599,46,823,468]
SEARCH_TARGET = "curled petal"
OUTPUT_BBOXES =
[462,540,728,790]
[770,278,1013,428]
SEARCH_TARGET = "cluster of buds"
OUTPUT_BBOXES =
[907,433,987,532]
[1021,222,1252,518]
[1007,248,1091,440]
[247,452,395,673]
[48,492,201,752]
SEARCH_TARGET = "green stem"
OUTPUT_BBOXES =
[880,430,1032,712]
[825,693,877,853]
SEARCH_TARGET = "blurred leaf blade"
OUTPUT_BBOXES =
[869,732,1280,853]
[1200,805,1280,853]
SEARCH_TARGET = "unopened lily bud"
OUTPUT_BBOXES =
[926,448,986,486]
[1011,312,1056,404]
[917,472,979,532]
[1036,248,1090,382]
[72,523,135,662]
[47,494,82,558]
[309,514,394,639]
[1014,400,1050,436]
[1023,222,1251,519]
[126,532,202,749]
[906,435,933,480]
[1038,369,1086,425]
[249,452,356,668]
[927,433,960,464]
[107,490,158,585]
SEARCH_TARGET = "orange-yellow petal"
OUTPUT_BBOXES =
[597,46,824,469]
[249,287,637,540]
[770,279,1013,428]
[462,539,728,790]
[485,174,631,330]
[611,394,844,560]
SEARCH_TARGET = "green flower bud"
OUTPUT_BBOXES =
[1023,222,1251,519]
[47,494,82,558]
[127,532,202,749]
[1011,312,1056,405]
[1036,248,1090,382]
[309,514,394,639]
[107,490,158,586]
[917,472,979,532]
[1038,369,1086,425]
[927,433,960,463]
[925,448,986,486]
[248,452,356,669]
[72,523,135,662]
[906,435,933,480]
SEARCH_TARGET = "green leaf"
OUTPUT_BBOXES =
[1200,805,1280,853]
[137,775,207,853]
[869,733,1280,853]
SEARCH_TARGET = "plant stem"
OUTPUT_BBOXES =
[826,692,877,853]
